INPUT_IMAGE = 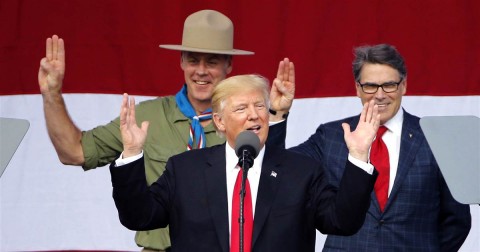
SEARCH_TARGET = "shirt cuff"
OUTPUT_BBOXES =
[348,154,374,175]
[268,119,285,126]
[114,151,144,167]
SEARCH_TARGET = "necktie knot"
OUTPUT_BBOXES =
[376,126,388,138]
[371,125,390,212]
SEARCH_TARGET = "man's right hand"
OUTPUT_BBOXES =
[39,35,85,166]
[38,35,65,96]
[120,94,150,158]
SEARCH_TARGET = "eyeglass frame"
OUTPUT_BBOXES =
[356,78,404,94]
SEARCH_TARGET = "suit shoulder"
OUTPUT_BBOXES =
[169,144,223,161]
[317,115,359,133]
[269,146,320,166]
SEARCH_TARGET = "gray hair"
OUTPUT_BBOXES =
[352,44,407,82]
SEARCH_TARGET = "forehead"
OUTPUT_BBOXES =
[359,63,401,82]
[227,89,265,105]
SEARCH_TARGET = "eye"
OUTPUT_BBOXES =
[383,83,397,88]
[255,103,266,109]
[234,106,246,113]
[186,58,198,64]
[207,60,220,66]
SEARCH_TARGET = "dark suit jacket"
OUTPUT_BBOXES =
[280,110,471,251]
[110,144,377,252]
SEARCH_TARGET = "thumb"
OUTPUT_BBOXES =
[341,122,351,134]
[341,122,351,139]
[141,121,150,133]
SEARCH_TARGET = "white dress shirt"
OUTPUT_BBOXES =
[382,108,404,196]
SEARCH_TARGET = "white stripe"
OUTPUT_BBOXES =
[0,94,478,251]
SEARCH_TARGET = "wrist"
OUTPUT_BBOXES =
[269,108,289,120]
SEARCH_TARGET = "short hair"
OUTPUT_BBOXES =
[352,44,407,82]
[212,74,270,135]
[181,51,232,65]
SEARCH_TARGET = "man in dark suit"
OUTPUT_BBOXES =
[109,74,380,251]
[283,44,471,251]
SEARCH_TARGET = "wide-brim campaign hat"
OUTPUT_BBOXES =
[159,10,254,55]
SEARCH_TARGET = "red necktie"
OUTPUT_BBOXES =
[231,168,253,252]
[370,126,390,212]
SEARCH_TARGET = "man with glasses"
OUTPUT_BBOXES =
[274,44,471,251]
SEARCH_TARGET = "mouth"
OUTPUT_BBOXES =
[376,103,388,110]
[246,125,261,134]
[194,80,211,85]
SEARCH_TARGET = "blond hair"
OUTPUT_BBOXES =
[212,74,270,136]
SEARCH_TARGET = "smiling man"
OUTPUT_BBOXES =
[283,44,471,251]
[109,74,381,251]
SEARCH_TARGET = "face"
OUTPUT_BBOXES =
[213,89,269,150]
[356,63,407,125]
[181,52,232,110]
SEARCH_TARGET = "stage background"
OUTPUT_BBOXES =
[0,1,478,251]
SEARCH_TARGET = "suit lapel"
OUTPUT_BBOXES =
[204,145,230,252]
[386,111,423,210]
[252,147,282,246]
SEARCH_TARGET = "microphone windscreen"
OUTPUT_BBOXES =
[234,131,261,158]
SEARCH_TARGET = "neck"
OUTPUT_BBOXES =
[190,99,212,115]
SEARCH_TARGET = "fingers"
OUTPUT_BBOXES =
[359,100,377,124]
[52,35,58,61]
[129,96,136,125]
[120,93,128,126]
[46,37,52,61]
[288,60,295,83]
[276,58,293,80]
[273,58,295,93]
[276,60,285,80]
[366,100,375,122]
[57,37,65,63]
[282,58,290,81]
[46,35,64,62]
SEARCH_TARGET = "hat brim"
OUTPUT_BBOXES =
[159,44,254,55]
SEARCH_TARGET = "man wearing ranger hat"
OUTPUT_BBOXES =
[38,9,294,252]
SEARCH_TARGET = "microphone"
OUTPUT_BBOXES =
[234,130,260,252]
[234,131,261,170]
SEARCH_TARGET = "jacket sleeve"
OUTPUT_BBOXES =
[110,157,172,230]
[438,174,471,252]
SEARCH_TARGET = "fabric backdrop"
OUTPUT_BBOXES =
[0,1,478,251]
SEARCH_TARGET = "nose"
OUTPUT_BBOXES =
[247,106,259,120]
[196,61,207,75]
[374,86,387,99]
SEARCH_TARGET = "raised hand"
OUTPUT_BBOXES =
[342,100,380,162]
[119,94,150,158]
[38,35,65,95]
[270,58,295,120]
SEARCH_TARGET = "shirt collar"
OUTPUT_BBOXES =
[225,141,265,174]
[384,107,403,136]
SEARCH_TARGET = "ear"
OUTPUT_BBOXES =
[213,113,226,132]
[180,58,186,71]
[226,62,233,75]
[401,79,407,95]
[355,83,362,97]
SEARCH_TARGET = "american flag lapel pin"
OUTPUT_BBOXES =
[270,171,277,178]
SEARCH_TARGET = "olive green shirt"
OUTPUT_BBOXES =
[81,96,225,250]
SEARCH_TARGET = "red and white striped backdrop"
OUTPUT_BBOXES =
[0,1,478,251]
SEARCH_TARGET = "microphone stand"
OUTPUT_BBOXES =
[238,149,252,252]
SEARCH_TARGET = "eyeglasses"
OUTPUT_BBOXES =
[357,78,403,94]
